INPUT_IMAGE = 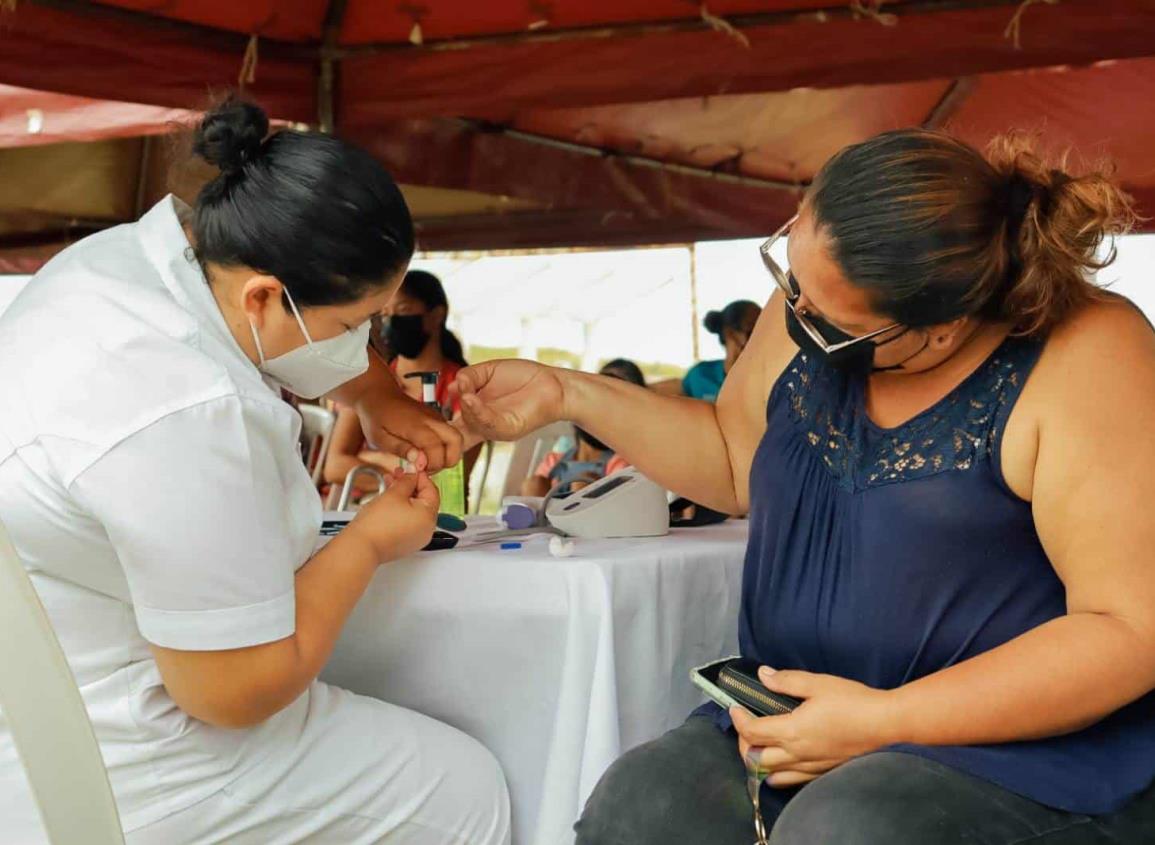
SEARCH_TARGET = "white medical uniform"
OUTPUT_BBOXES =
[0,197,510,844]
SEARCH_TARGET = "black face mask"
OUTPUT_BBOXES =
[785,307,919,373]
[575,426,610,453]
[384,314,429,359]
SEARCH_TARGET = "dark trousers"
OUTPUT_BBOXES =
[575,716,1155,844]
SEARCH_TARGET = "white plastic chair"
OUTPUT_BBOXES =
[298,403,337,487]
[0,520,125,844]
[500,421,573,499]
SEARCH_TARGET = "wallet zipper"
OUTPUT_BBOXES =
[719,673,793,715]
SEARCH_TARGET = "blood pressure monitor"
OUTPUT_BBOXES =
[544,467,670,539]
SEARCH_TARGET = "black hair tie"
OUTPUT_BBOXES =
[1002,172,1041,289]
[1005,172,1037,233]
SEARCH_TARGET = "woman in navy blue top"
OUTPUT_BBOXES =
[453,129,1155,843]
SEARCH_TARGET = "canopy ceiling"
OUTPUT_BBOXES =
[2,0,1155,267]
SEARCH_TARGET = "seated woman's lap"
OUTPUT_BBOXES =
[576,716,1155,845]
[130,682,510,845]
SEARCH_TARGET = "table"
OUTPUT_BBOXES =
[321,521,748,845]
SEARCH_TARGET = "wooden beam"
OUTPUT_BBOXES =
[348,119,803,241]
[340,0,1155,122]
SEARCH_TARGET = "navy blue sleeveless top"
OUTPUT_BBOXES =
[705,336,1155,814]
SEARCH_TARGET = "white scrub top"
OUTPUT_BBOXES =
[0,197,322,832]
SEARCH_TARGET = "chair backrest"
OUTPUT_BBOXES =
[500,421,573,499]
[0,521,125,844]
[298,404,337,487]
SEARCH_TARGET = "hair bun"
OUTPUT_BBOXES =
[193,97,269,175]
[703,310,724,335]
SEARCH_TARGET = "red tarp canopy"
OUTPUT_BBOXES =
[2,0,1155,263]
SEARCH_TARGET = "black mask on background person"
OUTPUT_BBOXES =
[384,314,429,359]
[784,307,922,373]
[575,426,610,452]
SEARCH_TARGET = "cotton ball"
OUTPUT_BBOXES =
[549,535,575,558]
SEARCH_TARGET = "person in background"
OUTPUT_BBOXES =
[521,359,645,497]
[324,270,478,494]
[655,300,762,401]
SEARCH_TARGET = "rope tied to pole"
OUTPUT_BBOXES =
[699,4,751,48]
[849,0,898,27]
[1004,0,1060,49]
[238,34,259,89]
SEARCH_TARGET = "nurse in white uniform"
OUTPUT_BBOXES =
[0,99,510,844]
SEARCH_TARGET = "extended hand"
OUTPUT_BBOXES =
[450,359,567,443]
[731,667,895,788]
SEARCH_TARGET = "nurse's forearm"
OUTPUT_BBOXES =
[560,370,743,513]
[882,611,1155,747]
[152,530,380,729]
[324,348,401,407]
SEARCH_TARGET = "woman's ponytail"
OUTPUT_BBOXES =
[986,134,1137,335]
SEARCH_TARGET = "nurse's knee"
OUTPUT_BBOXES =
[437,728,510,845]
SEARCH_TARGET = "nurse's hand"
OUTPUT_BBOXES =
[354,391,462,473]
[730,667,896,788]
[349,471,440,562]
[451,360,567,445]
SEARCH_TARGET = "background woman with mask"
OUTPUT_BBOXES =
[451,129,1155,843]
[324,270,478,491]
[0,99,508,843]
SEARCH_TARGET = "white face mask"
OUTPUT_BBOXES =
[248,287,371,399]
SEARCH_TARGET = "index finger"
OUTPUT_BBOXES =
[413,472,441,510]
[730,706,792,746]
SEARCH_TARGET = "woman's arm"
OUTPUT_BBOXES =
[884,302,1155,744]
[456,292,794,513]
[151,473,438,728]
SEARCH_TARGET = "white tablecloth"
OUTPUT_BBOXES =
[321,521,748,845]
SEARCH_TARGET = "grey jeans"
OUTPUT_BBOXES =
[575,716,1155,845]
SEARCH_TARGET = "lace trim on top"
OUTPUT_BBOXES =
[779,340,1039,492]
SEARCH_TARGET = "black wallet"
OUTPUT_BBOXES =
[716,657,802,717]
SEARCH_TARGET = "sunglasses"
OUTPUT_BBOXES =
[759,214,901,354]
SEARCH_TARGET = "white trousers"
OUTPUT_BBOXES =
[128,683,510,845]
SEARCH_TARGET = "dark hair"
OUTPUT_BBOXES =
[399,270,468,367]
[704,300,761,338]
[808,128,1135,336]
[191,97,415,308]
[600,358,646,387]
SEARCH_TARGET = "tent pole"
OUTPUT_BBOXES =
[922,78,978,128]
[317,0,349,133]
[688,244,701,363]
[457,119,805,192]
[133,136,152,220]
